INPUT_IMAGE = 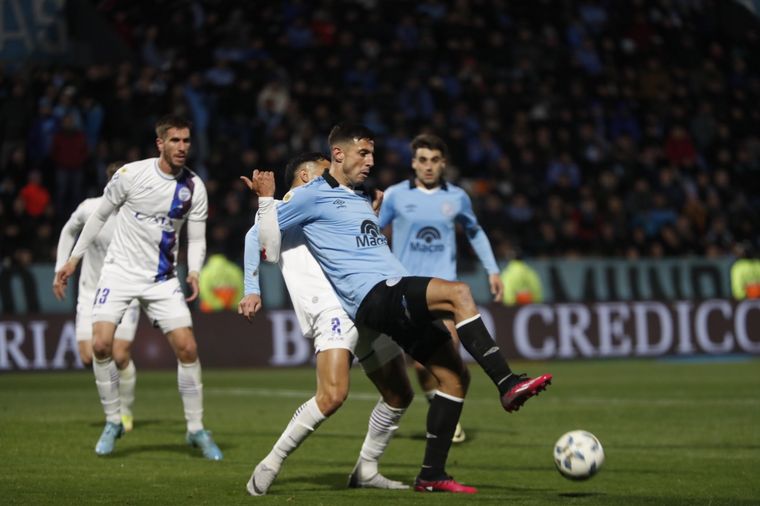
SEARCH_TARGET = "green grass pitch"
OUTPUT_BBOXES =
[1,359,758,505]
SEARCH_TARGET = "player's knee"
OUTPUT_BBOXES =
[91,338,112,359]
[317,388,348,416]
[436,370,468,398]
[394,387,414,409]
[449,281,474,307]
[175,341,198,362]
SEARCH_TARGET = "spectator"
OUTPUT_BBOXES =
[500,254,543,305]
[51,114,89,219]
[0,0,757,265]
[19,170,51,218]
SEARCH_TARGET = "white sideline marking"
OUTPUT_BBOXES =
[204,387,760,407]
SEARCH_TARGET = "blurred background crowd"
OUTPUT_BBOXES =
[1,0,759,273]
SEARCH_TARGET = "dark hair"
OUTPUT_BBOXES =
[410,133,449,159]
[283,152,329,186]
[105,161,125,181]
[327,122,375,147]
[155,115,192,139]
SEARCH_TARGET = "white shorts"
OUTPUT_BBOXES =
[92,268,192,334]
[76,288,140,342]
[312,307,402,373]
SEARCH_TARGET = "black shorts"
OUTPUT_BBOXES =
[355,276,451,363]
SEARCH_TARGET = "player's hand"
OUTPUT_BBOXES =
[238,294,262,323]
[240,170,276,197]
[186,272,200,302]
[371,189,384,215]
[52,275,66,300]
[489,273,504,302]
[53,258,80,300]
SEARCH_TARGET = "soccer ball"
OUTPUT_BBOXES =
[553,430,604,480]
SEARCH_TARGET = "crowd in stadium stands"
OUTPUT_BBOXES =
[1,0,758,273]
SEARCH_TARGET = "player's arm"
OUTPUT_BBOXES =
[371,189,384,215]
[242,170,282,262]
[52,202,88,300]
[377,186,396,229]
[256,199,282,263]
[242,169,315,262]
[185,179,209,302]
[185,220,206,302]
[377,186,397,243]
[239,223,263,322]
[55,197,118,292]
[456,191,503,302]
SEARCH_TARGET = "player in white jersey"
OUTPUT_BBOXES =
[53,162,141,432]
[55,116,222,460]
[239,153,413,495]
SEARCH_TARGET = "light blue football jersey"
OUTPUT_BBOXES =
[378,178,499,281]
[269,172,408,318]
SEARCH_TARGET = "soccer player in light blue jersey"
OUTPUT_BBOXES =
[378,133,504,444]
[251,123,552,494]
[239,153,413,495]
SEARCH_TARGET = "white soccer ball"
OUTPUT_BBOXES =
[553,430,604,480]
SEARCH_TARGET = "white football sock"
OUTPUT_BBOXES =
[178,360,204,433]
[263,397,326,472]
[357,399,406,479]
[93,357,121,424]
[118,360,136,417]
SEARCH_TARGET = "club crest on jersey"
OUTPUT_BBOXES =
[411,226,444,252]
[355,220,388,248]
[178,186,192,202]
[441,201,455,217]
[283,191,294,203]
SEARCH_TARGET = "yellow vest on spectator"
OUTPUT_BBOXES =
[730,258,760,300]
[500,260,543,305]
[199,254,244,311]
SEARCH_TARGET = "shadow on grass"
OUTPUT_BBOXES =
[87,418,175,429]
[396,430,485,443]
[559,492,606,498]
[111,441,233,458]
[276,472,358,491]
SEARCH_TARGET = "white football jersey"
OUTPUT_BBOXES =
[102,158,208,281]
[278,223,344,338]
[55,197,117,294]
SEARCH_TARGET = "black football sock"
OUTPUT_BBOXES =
[456,315,517,396]
[418,393,463,481]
